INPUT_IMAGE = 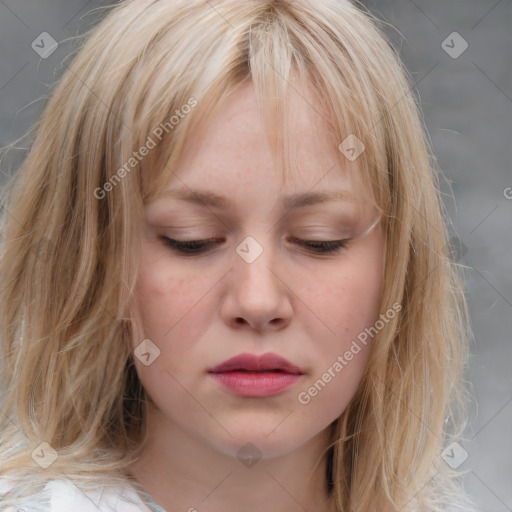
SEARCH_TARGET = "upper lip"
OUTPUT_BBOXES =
[208,352,304,375]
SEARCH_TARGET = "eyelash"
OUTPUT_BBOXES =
[161,237,352,255]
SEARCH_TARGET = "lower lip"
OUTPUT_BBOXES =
[209,371,302,397]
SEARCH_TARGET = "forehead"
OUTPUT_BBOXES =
[201,80,331,137]
[156,81,357,195]
[144,76,376,212]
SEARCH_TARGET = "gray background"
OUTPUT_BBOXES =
[0,1,511,510]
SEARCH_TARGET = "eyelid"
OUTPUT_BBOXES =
[160,236,352,256]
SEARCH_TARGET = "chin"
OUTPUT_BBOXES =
[205,417,321,462]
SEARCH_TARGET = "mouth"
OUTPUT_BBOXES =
[208,352,304,397]
[208,352,304,375]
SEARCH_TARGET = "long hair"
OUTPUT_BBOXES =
[0,1,476,510]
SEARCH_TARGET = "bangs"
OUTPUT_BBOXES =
[117,1,391,221]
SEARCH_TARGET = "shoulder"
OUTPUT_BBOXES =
[0,475,155,512]
[44,478,156,512]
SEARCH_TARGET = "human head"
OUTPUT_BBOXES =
[0,1,471,510]
[130,74,385,468]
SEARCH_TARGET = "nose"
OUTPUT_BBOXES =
[220,238,293,332]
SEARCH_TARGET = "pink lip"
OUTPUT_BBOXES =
[208,352,304,397]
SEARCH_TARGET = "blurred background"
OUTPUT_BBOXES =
[0,1,511,510]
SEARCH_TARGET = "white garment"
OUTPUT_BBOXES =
[0,474,480,512]
[0,476,162,512]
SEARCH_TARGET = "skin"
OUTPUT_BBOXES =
[127,79,384,512]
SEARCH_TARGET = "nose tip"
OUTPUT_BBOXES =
[222,242,293,332]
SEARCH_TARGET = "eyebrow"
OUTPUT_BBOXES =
[155,188,357,211]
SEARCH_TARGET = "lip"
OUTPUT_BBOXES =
[208,352,304,397]
[209,352,304,374]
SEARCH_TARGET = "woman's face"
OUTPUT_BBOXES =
[131,80,384,460]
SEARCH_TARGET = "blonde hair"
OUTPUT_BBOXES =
[0,1,476,510]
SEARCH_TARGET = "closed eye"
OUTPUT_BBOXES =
[289,237,351,254]
[160,237,352,255]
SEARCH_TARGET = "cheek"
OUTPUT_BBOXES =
[131,260,216,407]
[304,242,383,348]
[132,252,213,361]
[295,234,383,412]
[332,259,382,337]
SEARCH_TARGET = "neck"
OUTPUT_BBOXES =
[127,405,337,512]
